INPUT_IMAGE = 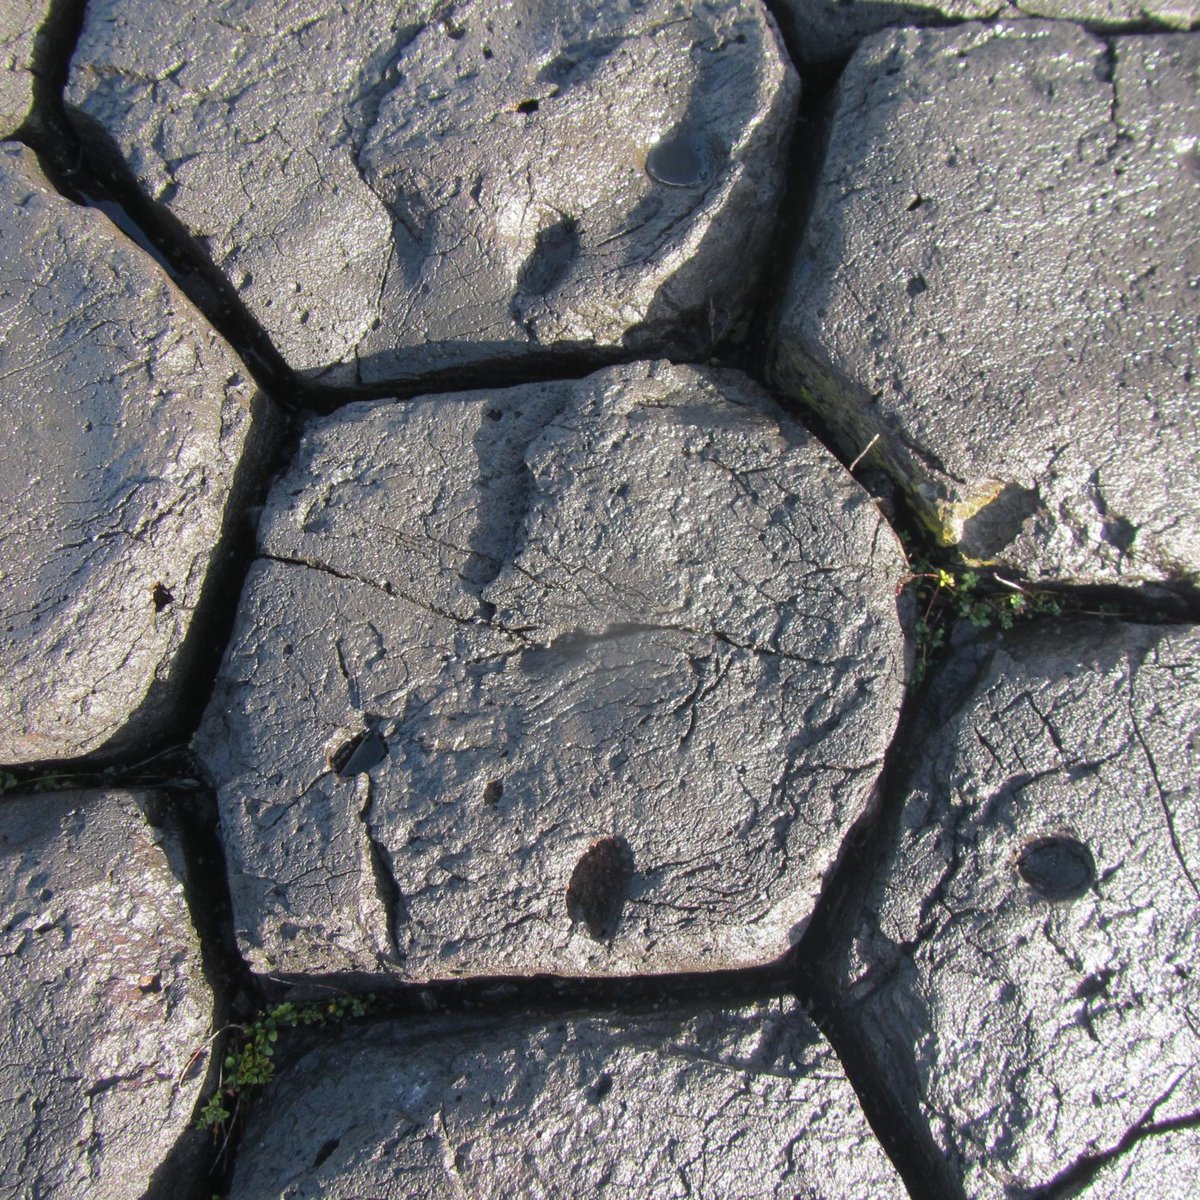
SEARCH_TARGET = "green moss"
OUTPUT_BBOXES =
[197,995,374,1134]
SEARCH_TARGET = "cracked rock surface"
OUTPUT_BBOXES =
[195,360,908,980]
[0,0,47,136]
[0,143,278,764]
[770,22,1200,586]
[66,0,798,385]
[823,620,1200,1198]
[770,2,1200,67]
[229,998,907,1199]
[0,789,213,1199]
[0,143,277,764]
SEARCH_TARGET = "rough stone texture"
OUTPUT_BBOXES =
[0,141,277,765]
[195,360,909,980]
[229,999,907,1199]
[770,23,1200,586]
[1018,0,1199,28]
[769,1,1199,66]
[0,789,214,1199]
[827,621,1200,1198]
[66,0,798,386]
[0,0,47,136]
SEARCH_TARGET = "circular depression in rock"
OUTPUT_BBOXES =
[1016,835,1096,901]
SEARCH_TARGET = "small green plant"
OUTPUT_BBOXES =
[196,994,373,1133]
[904,555,1069,684]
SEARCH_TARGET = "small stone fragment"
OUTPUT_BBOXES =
[228,1001,908,1199]
[0,789,215,1199]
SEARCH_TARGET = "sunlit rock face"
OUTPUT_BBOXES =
[67,0,798,385]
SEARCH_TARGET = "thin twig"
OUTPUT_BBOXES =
[848,433,880,473]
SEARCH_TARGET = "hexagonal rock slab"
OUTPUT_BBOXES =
[0,142,277,765]
[826,621,1200,1198]
[769,2,1199,65]
[0,789,214,1199]
[769,23,1200,586]
[228,999,907,1198]
[0,0,48,135]
[195,361,908,980]
[66,0,798,387]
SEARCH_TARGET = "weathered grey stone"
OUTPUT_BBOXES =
[67,0,798,386]
[769,1,1199,66]
[0,789,214,1199]
[0,0,45,136]
[195,360,908,980]
[0,142,277,765]
[1018,0,1198,28]
[827,621,1200,1198]
[770,23,1200,585]
[229,999,907,1198]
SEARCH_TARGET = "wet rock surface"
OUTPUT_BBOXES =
[195,361,908,980]
[0,789,214,1199]
[770,1,1199,66]
[66,0,798,385]
[229,998,907,1199]
[770,22,1200,585]
[2,4,1198,1196]
[0,0,47,136]
[821,621,1200,1197]
[0,142,277,764]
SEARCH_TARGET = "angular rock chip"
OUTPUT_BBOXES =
[229,1000,907,1198]
[0,789,215,1199]
[66,0,798,385]
[0,142,277,764]
[825,621,1200,1198]
[195,361,908,980]
[770,23,1200,585]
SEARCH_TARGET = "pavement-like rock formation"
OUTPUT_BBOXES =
[770,22,1200,586]
[195,361,909,981]
[229,998,907,1199]
[0,142,277,765]
[4,3,1198,1195]
[0,789,214,1199]
[66,0,798,385]
[823,620,1200,1197]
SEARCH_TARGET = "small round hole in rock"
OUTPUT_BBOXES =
[1016,835,1095,901]
[646,131,714,189]
[566,836,634,941]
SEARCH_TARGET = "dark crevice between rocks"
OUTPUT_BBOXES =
[17,0,297,404]
[787,674,974,1200]
[723,49,846,384]
[13,0,87,148]
[137,786,262,1200]
[304,343,655,414]
[1026,1097,1200,1199]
